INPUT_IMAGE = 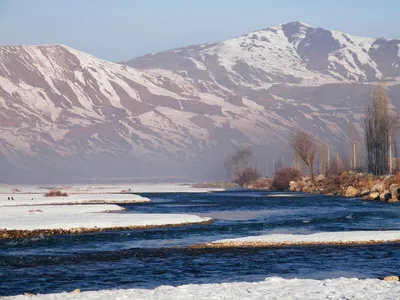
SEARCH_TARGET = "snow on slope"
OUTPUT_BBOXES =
[4,277,400,300]
[1,22,400,182]
[128,21,400,86]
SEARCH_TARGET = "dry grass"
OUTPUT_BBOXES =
[44,190,68,197]
[394,173,400,185]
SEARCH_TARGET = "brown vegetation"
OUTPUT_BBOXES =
[44,190,68,197]
[271,168,301,191]
[224,147,261,187]
[246,178,272,189]
[289,131,317,182]
[233,168,262,187]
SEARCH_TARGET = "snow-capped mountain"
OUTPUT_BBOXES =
[128,21,400,86]
[0,22,399,183]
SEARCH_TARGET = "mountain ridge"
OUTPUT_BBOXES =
[0,22,399,183]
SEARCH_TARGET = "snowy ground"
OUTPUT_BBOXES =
[0,183,224,194]
[4,277,400,299]
[0,193,151,206]
[205,231,400,247]
[0,204,212,231]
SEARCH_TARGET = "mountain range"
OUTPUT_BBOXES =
[0,21,399,183]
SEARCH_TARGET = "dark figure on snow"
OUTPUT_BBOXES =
[11,197,14,200]
[8,197,10,200]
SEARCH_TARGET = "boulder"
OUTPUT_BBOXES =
[390,184,400,200]
[369,192,380,200]
[24,293,35,297]
[383,276,399,281]
[289,181,297,192]
[380,190,392,202]
[345,186,359,197]
[71,289,81,293]
[371,182,385,193]
[360,189,370,197]
[315,174,325,182]
[388,198,399,203]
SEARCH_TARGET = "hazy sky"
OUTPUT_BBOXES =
[0,0,399,62]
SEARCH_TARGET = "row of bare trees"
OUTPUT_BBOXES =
[225,84,396,185]
[289,84,397,179]
[364,85,391,175]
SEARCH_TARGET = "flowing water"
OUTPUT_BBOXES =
[1,191,400,296]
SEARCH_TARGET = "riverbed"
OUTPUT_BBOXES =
[1,190,399,296]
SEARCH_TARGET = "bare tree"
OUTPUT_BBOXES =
[317,140,329,176]
[365,85,390,175]
[390,115,400,172]
[289,131,317,182]
[224,147,261,186]
[224,147,252,179]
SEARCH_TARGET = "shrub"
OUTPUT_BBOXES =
[233,168,262,187]
[271,168,301,191]
[44,190,68,197]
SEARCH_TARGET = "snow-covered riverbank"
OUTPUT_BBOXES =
[0,193,151,206]
[0,204,213,239]
[193,231,400,248]
[0,183,225,195]
[3,277,400,299]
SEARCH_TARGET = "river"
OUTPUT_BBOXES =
[1,190,399,296]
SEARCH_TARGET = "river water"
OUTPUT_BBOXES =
[1,191,399,296]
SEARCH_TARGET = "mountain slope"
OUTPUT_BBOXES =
[0,22,400,183]
[127,21,400,87]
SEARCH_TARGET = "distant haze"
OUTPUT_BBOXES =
[0,0,400,61]
[0,20,399,184]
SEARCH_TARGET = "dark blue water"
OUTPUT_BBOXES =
[1,191,400,296]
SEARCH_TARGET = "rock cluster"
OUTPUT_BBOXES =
[246,178,272,189]
[286,172,400,202]
[247,172,400,203]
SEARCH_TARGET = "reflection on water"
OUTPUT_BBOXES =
[1,191,399,296]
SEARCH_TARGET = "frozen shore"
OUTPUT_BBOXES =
[0,204,213,239]
[0,183,225,195]
[0,193,151,206]
[192,231,400,248]
[4,277,400,299]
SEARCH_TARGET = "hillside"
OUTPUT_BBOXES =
[0,22,399,182]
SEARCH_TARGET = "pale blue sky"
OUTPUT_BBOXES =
[0,0,399,61]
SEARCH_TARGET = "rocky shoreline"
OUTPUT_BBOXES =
[248,172,400,203]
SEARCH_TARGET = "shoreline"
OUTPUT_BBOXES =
[0,219,215,240]
[3,277,400,299]
[190,239,400,249]
[0,199,151,206]
[247,172,400,203]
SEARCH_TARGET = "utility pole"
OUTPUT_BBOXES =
[389,134,393,173]
[352,139,356,170]
[336,153,339,171]
[327,144,330,173]
[272,158,275,175]
[265,159,269,177]
[282,156,285,169]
